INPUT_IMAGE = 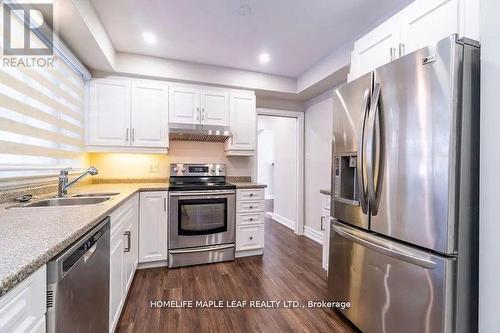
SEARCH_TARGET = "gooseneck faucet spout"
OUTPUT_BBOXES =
[57,167,98,197]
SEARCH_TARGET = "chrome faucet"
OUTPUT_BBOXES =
[57,167,98,197]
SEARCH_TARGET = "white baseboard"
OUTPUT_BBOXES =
[304,226,323,245]
[270,213,295,230]
[137,260,168,270]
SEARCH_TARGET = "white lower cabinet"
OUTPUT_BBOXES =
[0,266,46,333]
[109,194,139,333]
[235,188,265,257]
[321,194,331,271]
[138,191,168,263]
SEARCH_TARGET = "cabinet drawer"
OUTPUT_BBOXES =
[236,224,265,251]
[0,266,46,333]
[236,200,264,213]
[237,189,264,201]
[236,213,265,226]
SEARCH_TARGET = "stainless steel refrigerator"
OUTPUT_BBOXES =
[328,34,479,333]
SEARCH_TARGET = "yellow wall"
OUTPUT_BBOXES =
[88,141,253,179]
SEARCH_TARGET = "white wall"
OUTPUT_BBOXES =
[479,0,500,331]
[257,130,274,199]
[304,90,333,232]
[257,115,297,225]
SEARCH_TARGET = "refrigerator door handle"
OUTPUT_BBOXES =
[366,83,381,214]
[331,222,437,269]
[356,88,370,214]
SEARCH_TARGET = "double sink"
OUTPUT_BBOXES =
[12,192,120,208]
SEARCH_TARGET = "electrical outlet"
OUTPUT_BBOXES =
[148,162,160,173]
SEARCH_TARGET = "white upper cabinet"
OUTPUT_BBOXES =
[87,77,169,151]
[201,89,229,126]
[348,0,479,81]
[88,78,131,147]
[348,17,400,82]
[169,86,200,124]
[224,91,256,155]
[169,85,229,126]
[131,81,169,148]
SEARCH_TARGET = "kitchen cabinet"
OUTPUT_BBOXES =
[235,188,265,257]
[88,78,131,147]
[109,194,139,333]
[138,191,168,263]
[0,266,46,333]
[320,193,331,271]
[131,81,169,148]
[348,0,479,81]
[224,91,256,156]
[87,77,169,152]
[169,86,229,126]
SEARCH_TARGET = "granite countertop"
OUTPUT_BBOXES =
[320,189,331,195]
[230,182,267,189]
[0,182,168,297]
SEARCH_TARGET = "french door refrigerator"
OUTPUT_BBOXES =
[328,35,479,333]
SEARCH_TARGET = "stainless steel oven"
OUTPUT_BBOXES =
[168,163,236,267]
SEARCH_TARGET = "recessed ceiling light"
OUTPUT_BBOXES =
[258,52,271,64]
[142,32,156,44]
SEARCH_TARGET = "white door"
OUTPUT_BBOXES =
[139,192,168,263]
[131,81,169,148]
[109,231,124,332]
[349,17,400,81]
[168,86,200,124]
[399,0,461,56]
[225,92,256,151]
[88,78,131,146]
[201,89,229,126]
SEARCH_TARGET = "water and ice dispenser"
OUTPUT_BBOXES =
[333,154,360,206]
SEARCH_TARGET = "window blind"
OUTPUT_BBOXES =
[0,4,87,179]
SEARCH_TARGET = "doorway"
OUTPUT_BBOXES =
[256,109,304,235]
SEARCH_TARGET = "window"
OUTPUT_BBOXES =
[0,4,88,179]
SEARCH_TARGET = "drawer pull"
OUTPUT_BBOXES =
[249,205,254,209]
[249,236,253,240]
[249,193,254,197]
[249,218,254,221]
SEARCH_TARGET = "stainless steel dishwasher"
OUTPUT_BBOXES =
[46,218,110,333]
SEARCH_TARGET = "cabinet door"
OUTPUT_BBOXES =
[349,17,400,81]
[399,0,461,56]
[139,192,168,263]
[109,231,124,332]
[122,198,139,291]
[169,86,200,124]
[131,81,169,148]
[88,78,131,146]
[201,89,229,126]
[225,92,256,152]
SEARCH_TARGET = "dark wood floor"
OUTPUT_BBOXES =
[116,219,356,332]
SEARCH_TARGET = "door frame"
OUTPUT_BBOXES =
[255,108,305,236]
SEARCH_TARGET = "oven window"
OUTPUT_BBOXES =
[178,198,227,235]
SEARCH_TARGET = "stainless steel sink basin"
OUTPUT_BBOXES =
[72,192,120,197]
[12,197,110,208]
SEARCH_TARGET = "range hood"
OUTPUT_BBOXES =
[169,123,231,142]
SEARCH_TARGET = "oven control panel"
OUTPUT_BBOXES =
[170,163,226,176]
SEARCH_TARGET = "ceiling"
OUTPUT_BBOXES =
[90,0,414,78]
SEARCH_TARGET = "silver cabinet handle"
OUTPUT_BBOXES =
[163,197,166,212]
[196,107,200,121]
[357,88,370,214]
[202,108,205,120]
[131,128,135,142]
[390,47,396,61]
[126,128,130,142]
[398,43,405,57]
[320,216,325,231]
[124,231,131,252]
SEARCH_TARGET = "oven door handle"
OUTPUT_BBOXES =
[169,190,235,196]
[169,244,235,254]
